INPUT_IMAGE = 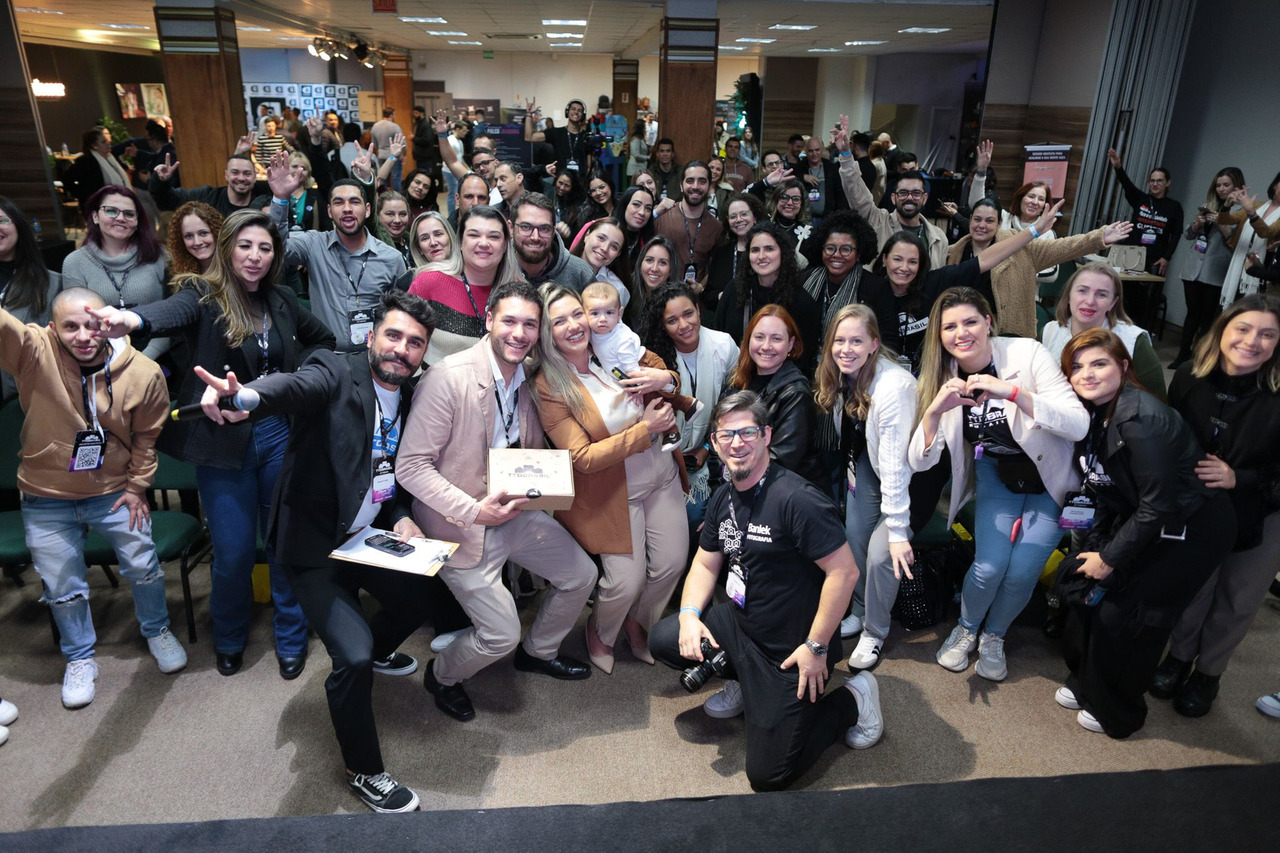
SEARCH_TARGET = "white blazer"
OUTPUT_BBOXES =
[907,337,1088,525]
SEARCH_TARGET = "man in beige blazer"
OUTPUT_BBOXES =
[397,280,596,722]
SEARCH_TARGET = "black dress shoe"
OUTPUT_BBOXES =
[424,659,475,721]
[216,651,244,676]
[513,645,590,680]
[1149,654,1192,700]
[1175,670,1220,718]
[277,652,307,681]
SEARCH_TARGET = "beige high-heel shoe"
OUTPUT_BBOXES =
[585,616,615,675]
[622,617,655,665]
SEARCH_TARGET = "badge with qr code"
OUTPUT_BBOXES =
[69,430,105,472]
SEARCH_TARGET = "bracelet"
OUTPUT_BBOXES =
[838,150,853,159]
[679,606,702,618]
[271,197,289,206]
[1009,385,1020,403]
[1028,224,1041,239]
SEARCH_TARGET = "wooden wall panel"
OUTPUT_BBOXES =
[659,17,717,166]
[381,55,415,170]
[159,53,247,189]
[980,103,1093,233]
[613,60,639,131]
[761,101,815,154]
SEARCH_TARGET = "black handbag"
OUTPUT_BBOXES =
[892,545,950,630]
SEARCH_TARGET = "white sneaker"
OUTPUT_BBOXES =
[844,672,884,749]
[0,724,7,746]
[847,635,883,672]
[62,659,99,709]
[0,698,16,726]
[839,612,863,638]
[147,627,188,674]
[430,629,466,654]
[1077,709,1105,733]
[974,632,1007,682]
[936,624,978,672]
[704,680,744,719]
[1055,686,1081,710]
[1256,692,1280,719]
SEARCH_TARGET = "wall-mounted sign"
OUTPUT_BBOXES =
[371,0,397,13]
[31,78,66,99]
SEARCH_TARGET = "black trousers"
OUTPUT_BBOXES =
[1176,279,1223,359]
[651,604,857,792]
[1061,493,1235,738]
[284,559,437,775]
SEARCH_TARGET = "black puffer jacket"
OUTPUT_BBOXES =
[1081,385,1217,572]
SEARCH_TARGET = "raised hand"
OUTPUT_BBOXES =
[152,153,180,182]
[351,141,374,181]
[765,166,794,188]
[831,114,851,154]
[1106,148,1122,169]
[234,133,256,156]
[1033,198,1065,235]
[306,114,324,144]
[86,303,140,338]
[267,149,302,199]
[1102,220,1134,245]
[389,132,406,161]
[974,139,993,173]
[432,109,450,135]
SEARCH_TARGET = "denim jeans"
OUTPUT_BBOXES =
[22,490,171,662]
[195,415,307,657]
[959,455,1064,637]
[443,169,459,216]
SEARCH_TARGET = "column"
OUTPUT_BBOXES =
[613,59,639,130]
[0,4,63,240]
[658,4,718,165]
[380,54,415,170]
[153,3,247,189]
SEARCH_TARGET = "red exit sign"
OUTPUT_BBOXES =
[371,0,397,13]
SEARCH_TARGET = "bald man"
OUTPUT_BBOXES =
[0,287,182,710]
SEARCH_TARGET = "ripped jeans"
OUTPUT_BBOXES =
[22,491,171,662]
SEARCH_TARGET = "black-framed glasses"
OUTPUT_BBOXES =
[778,194,803,203]
[712,426,765,444]
[894,189,925,199]
[515,221,553,237]
[100,206,139,221]
[823,244,856,257]
[471,158,495,168]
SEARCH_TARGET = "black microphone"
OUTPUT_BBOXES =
[169,398,243,421]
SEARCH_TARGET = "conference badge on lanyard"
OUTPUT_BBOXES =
[70,430,105,472]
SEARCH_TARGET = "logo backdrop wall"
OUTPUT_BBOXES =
[243,83,362,128]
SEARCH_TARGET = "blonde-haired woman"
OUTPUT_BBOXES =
[909,287,1087,681]
[814,304,920,671]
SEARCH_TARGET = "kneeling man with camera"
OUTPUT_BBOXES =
[650,391,884,791]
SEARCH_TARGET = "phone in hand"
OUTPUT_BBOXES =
[365,533,415,557]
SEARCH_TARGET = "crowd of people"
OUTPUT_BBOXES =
[1,96,1277,810]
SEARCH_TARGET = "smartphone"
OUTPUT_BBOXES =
[365,533,415,557]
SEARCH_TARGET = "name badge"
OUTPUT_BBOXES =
[348,308,374,347]
[566,158,579,172]
[808,188,820,203]
[70,430,105,472]
[371,457,396,504]
[846,462,857,498]
[684,264,698,284]
[1140,232,1157,246]
[1058,491,1096,530]
[1194,236,1209,254]
[726,559,747,609]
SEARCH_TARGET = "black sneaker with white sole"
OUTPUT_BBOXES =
[348,771,420,813]
[371,652,418,676]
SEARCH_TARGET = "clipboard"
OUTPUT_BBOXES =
[327,525,458,577]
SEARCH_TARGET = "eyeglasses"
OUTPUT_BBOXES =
[778,194,802,204]
[99,206,139,221]
[471,158,494,168]
[823,244,856,257]
[515,221,553,237]
[894,189,925,199]
[712,426,765,444]
[0,217,11,227]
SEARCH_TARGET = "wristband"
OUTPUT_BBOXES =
[1009,385,1020,403]
[271,197,289,206]
[838,150,853,159]
[1028,224,1041,239]
[679,606,702,618]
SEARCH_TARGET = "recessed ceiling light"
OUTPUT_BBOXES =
[898,27,951,34]
[845,40,888,46]
[237,26,271,32]
[399,17,447,24]
[278,36,311,40]
[448,40,482,45]
[545,33,584,39]
[16,7,65,13]
[542,19,587,26]
[427,31,467,36]
[718,45,747,50]
[101,23,151,30]
[769,25,816,31]
[550,43,582,48]
[736,37,776,44]
[808,48,841,53]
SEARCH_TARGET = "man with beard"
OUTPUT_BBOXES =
[265,153,407,351]
[648,138,683,202]
[148,143,262,217]
[193,290,439,814]
[397,281,596,723]
[649,391,882,792]
[0,288,184,711]
[654,162,723,287]
[834,121,946,268]
[509,194,594,290]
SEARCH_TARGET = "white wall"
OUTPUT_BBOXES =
[814,56,874,139]
[870,52,985,154]
[1025,0,1111,108]
[410,50,614,112]
[1159,0,1280,326]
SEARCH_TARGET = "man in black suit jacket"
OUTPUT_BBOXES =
[195,290,437,814]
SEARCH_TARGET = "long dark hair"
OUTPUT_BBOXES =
[0,196,52,313]
[872,230,932,316]
[643,282,698,370]
[82,184,164,265]
[576,170,616,225]
[734,220,800,311]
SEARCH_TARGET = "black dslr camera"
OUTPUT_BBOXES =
[680,638,730,692]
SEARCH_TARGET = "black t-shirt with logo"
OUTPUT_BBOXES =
[699,465,847,663]
[959,362,1023,457]
[860,256,983,374]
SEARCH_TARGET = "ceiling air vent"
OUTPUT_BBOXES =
[484,33,543,40]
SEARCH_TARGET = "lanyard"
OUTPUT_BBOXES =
[1210,390,1237,453]
[727,471,768,554]
[493,384,518,446]
[374,394,398,460]
[90,256,134,307]
[680,205,704,266]
[344,252,370,296]
[80,360,113,436]
[459,273,482,318]
[256,311,271,377]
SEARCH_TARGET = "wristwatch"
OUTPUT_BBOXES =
[805,639,828,657]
